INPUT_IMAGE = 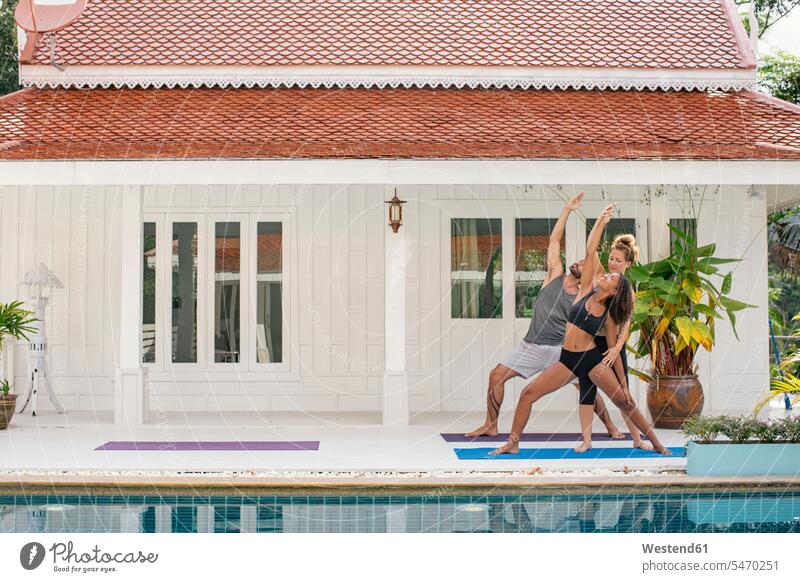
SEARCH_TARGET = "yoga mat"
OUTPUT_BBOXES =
[95,441,319,451]
[454,446,685,460]
[441,432,634,443]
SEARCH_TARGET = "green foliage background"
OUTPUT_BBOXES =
[0,1,19,96]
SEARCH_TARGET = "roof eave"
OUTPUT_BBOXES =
[18,64,758,92]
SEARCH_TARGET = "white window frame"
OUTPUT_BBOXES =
[248,213,294,374]
[206,214,249,371]
[163,213,207,371]
[142,214,164,369]
[143,208,298,381]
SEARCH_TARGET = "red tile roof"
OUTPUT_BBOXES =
[1,87,799,160]
[22,0,752,70]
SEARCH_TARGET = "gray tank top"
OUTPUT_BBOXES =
[522,274,578,345]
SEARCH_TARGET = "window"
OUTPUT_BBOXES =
[144,214,290,370]
[214,222,241,363]
[585,218,637,254]
[515,219,562,318]
[256,222,283,363]
[451,218,502,318]
[172,222,198,363]
[142,222,156,363]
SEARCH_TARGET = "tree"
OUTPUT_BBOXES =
[759,51,800,104]
[0,0,19,96]
[736,0,800,38]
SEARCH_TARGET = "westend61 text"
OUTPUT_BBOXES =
[642,543,708,554]
[50,542,159,565]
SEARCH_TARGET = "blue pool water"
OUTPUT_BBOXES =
[1,491,799,533]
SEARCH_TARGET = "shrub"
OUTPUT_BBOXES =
[772,417,800,443]
[681,415,726,443]
[682,414,800,444]
[752,419,782,443]
[718,415,762,443]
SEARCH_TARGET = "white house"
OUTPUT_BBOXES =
[1,0,799,428]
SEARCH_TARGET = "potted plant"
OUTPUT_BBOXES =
[0,300,37,430]
[682,414,800,476]
[0,378,17,430]
[627,226,754,428]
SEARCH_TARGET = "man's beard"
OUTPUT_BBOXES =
[569,264,582,278]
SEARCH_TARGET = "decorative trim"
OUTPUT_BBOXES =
[720,0,757,68]
[20,74,758,92]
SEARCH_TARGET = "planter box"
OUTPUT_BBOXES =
[686,440,800,477]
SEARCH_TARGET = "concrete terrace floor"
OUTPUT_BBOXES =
[0,410,686,475]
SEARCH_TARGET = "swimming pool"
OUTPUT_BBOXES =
[2,490,799,533]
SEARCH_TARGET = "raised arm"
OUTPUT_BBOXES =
[543,192,583,285]
[580,204,616,294]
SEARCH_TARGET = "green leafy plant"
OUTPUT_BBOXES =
[0,378,12,396]
[758,51,800,105]
[718,415,761,443]
[754,372,800,415]
[682,414,800,444]
[752,418,783,443]
[627,227,754,382]
[681,415,726,443]
[0,300,36,346]
[772,416,800,442]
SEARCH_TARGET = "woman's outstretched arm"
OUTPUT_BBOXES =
[580,204,616,293]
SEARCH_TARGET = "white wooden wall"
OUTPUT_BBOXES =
[0,183,769,415]
[0,185,122,412]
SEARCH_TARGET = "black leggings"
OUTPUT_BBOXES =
[558,347,605,405]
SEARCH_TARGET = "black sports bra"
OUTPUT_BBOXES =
[566,289,609,337]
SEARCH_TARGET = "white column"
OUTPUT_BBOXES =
[382,211,409,426]
[648,191,671,261]
[566,211,582,265]
[114,185,145,426]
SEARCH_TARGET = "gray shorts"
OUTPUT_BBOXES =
[502,341,562,379]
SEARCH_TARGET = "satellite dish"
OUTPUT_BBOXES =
[14,0,87,33]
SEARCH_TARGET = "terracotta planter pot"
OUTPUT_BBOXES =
[0,394,17,430]
[646,375,704,429]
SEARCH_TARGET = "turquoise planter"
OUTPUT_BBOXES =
[686,441,800,477]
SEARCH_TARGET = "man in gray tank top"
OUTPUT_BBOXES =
[466,193,624,438]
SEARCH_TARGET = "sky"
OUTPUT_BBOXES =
[758,9,800,56]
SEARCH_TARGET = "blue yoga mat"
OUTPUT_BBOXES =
[454,446,686,460]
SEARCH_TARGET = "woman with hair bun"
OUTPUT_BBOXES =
[591,232,647,449]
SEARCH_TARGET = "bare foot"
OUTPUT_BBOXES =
[606,426,625,439]
[489,439,519,455]
[633,440,654,451]
[574,441,592,453]
[655,445,673,456]
[466,423,498,438]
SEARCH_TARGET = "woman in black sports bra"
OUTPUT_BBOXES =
[491,204,672,457]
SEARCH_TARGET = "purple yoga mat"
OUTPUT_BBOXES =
[95,441,319,451]
[441,432,633,443]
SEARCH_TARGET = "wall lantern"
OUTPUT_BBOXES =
[385,190,406,233]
